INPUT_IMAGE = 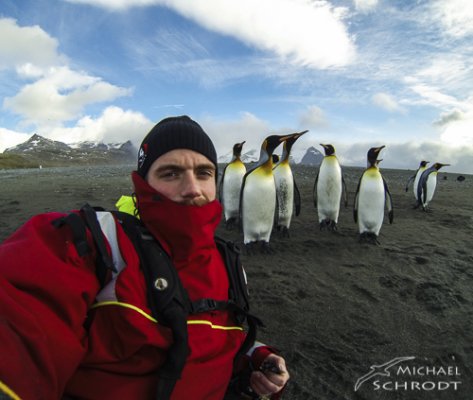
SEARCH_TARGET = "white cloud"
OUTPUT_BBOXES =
[47,106,153,146]
[0,128,31,152]
[438,109,473,146]
[372,92,406,113]
[429,0,473,38]
[434,109,465,127]
[408,83,465,109]
[0,18,65,70]
[201,112,271,159]
[298,105,328,128]
[1,17,133,137]
[66,0,356,69]
[3,66,131,126]
[354,0,378,12]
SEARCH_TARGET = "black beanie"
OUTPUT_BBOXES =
[137,115,217,178]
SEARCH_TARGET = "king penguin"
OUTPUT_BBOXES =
[354,146,393,244]
[219,141,246,229]
[240,134,288,253]
[273,130,308,237]
[415,162,450,211]
[313,144,348,231]
[405,160,429,202]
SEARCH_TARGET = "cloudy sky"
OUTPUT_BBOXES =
[1,0,472,173]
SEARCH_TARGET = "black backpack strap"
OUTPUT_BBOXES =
[80,205,115,269]
[52,205,117,288]
[214,237,264,357]
[112,211,191,400]
[52,213,90,257]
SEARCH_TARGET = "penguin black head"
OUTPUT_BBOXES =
[320,144,335,156]
[262,135,289,156]
[232,141,245,157]
[367,145,385,167]
[281,130,308,155]
[433,162,450,170]
[420,160,429,167]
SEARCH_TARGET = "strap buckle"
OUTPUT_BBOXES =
[190,298,219,314]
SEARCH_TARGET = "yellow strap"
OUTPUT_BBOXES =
[0,380,21,400]
[91,301,157,322]
[187,320,243,331]
[91,301,243,331]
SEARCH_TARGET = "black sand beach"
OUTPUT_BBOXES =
[1,164,472,399]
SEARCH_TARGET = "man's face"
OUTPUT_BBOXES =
[146,149,217,206]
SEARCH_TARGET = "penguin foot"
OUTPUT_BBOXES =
[244,242,258,256]
[225,217,238,230]
[359,232,380,245]
[280,226,290,238]
[244,241,274,254]
[320,219,338,232]
[261,241,274,254]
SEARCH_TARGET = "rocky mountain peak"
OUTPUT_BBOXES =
[299,146,324,166]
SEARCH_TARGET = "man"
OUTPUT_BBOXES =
[0,116,289,399]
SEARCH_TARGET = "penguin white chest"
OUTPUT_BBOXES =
[317,159,342,222]
[222,163,246,219]
[274,165,294,225]
[242,171,276,243]
[358,172,385,235]
[424,173,438,206]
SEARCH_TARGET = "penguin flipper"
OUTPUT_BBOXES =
[405,174,415,192]
[417,169,429,207]
[383,177,394,224]
[353,176,362,223]
[342,174,348,207]
[218,165,227,203]
[274,192,280,228]
[313,171,319,208]
[238,171,250,233]
[294,177,301,216]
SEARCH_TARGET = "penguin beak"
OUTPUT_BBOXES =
[279,135,293,142]
[437,163,450,169]
[296,130,308,138]
[375,145,386,153]
[374,145,385,160]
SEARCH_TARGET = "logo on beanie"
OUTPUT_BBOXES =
[138,144,148,169]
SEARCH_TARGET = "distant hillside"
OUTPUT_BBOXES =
[1,134,137,169]
[0,153,39,169]
[217,146,323,166]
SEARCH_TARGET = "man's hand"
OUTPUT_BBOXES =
[250,354,289,398]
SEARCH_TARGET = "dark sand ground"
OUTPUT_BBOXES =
[1,164,472,399]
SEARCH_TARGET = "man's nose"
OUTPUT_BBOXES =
[181,173,200,198]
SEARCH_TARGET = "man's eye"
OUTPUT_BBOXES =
[160,171,179,178]
[198,169,214,178]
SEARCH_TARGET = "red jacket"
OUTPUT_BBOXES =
[0,174,274,400]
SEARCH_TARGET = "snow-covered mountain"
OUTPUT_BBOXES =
[4,134,136,166]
